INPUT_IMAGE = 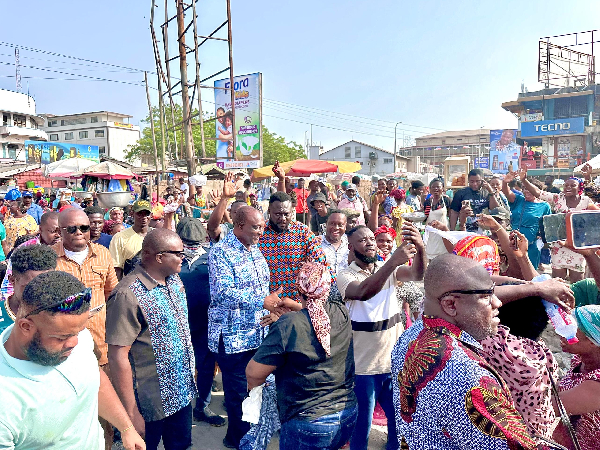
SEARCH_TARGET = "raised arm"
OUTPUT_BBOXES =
[501,172,517,203]
[207,172,236,242]
[519,168,542,199]
[396,222,426,282]
[368,191,387,233]
[272,161,286,193]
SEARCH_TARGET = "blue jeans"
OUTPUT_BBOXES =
[280,404,358,450]
[145,402,192,450]
[350,373,399,450]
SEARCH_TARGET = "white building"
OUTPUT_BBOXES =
[41,111,140,164]
[318,140,409,176]
[0,89,47,161]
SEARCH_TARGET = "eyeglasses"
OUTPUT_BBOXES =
[62,225,91,234]
[158,250,185,259]
[24,288,92,319]
[438,283,495,301]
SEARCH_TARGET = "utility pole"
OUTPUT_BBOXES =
[394,121,402,173]
[144,72,159,200]
[226,0,236,158]
[162,0,179,160]
[176,0,196,176]
[192,0,206,160]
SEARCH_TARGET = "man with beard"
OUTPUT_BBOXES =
[0,211,61,301]
[110,201,153,280]
[391,254,539,450]
[0,271,145,450]
[0,244,56,334]
[337,224,425,450]
[259,191,330,301]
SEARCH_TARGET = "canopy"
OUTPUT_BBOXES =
[81,161,135,180]
[43,158,97,178]
[574,155,600,174]
[252,159,362,180]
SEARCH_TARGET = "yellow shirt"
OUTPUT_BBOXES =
[109,227,147,269]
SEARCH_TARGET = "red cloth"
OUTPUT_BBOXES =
[293,188,309,213]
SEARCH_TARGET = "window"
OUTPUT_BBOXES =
[355,146,361,158]
[13,114,26,127]
[383,158,393,164]
[61,118,86,126]
[64,132,73,140]
[2,114,8,126]
[49,134,59,141]
[47,119,58,127]
[95,129,105,138]
[99,146,106,154]
[345,146,351,158]
[79,131,88,139]
[90,116,98,123]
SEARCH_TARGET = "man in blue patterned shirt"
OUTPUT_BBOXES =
[209,206,287,449]
[107,228,197,450]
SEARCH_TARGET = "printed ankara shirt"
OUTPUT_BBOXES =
[391,316,538,450]
[208,231,270,354]
[259,221,332,300]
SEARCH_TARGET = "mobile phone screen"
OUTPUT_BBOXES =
[542,213,566,243]
[571,212,600,248]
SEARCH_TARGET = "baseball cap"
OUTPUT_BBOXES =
[22,191,33,197]
[132,200,152,213]
[341,181,350,188]
[176,217,207,244]
[4,189,22,201]
[346,183,357,191]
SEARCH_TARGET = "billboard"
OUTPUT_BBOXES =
[24,141,100,165]
[521,117,585,137]
[214,72,262,169]
[474,157,489,169]
[489,129,519,174]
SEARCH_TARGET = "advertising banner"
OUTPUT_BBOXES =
[24,141,100,165]
[214,72,262,169]
[474,157,489,169]
[521,117,585,137]
[519,143,542,169]
[489,129,519,174]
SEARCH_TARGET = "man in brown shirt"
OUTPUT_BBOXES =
[52,208,118,367]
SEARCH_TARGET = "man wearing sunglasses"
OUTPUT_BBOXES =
[0,271,145,450]
[391,254,540,450]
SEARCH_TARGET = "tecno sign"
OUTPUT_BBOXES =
[521,117,585,137]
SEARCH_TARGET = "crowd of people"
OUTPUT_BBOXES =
[0,162,599,450]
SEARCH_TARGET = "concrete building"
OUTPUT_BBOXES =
[41,111,140,164]
[318,140,409,176]
[0,89,47,161]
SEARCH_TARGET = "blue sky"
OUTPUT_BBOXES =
[1,0,599,153]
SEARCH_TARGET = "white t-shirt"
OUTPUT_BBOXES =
[0,327,104,449]
[64,246,90,266]
[180,183,189,200]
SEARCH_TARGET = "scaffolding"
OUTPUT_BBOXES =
[147,0,235,179]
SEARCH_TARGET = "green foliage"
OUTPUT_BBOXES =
[127,105,305,166]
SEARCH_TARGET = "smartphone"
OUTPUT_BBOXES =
[542,213,567,243]
[461,200,472,208]
[566,211,600,249]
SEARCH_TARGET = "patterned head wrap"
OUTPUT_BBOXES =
[573,305,600,346]
[568,176,585,195]
[374,225,397,239]
[453,235,500,276]
[390,188,406,202]
[296,262,332,356]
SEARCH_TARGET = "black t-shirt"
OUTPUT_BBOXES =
[310,210,330,235]
[449,187,490,232]
[178,251,210,344]
[252,292,356,423]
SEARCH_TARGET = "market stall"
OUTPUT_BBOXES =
[79,161,137,208]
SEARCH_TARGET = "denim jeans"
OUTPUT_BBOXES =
[192,336,216,412]
[280,404,358,450]
[350,373,399,450]
[145,402,192,450]
[214,338,256,447]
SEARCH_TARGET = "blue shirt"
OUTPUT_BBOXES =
[509,195,551,244]
[208,231,270,354]
[392,317,537,449]
[94,233,112,249]
[26,203,44,224]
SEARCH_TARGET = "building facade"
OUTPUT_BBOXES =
[318,140,409,176]
[41,111,140,164]
[0,89,47,161]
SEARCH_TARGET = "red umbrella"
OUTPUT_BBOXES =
[285,160,339,177]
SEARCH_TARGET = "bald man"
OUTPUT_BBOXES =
[391,254,538,450]
[107,228,197,450]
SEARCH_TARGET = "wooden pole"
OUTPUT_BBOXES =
[226,0,236,158]
[176,0,196,176]
[192,0,206,160]
[162,0,179,160]
[144,71,159,201]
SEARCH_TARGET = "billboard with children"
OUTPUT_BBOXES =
[24,141,100,165]
[489,129,519,174]
[214,72,262,169]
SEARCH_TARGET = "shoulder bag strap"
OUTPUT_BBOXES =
[548,368,582,450]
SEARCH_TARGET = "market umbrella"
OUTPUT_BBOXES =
[252,159,362,180]
[81,161,135,179]
[574,155,600,174]
[43,158,97,178]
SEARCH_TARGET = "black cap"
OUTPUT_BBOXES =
[176,217,207,244]
[310,192,328,206]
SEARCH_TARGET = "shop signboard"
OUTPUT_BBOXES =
[521,117,585,137]
[520,113,543,123]
[474,157,489,169]
[489,129,519,174]
[214,72,262,169]
[24,141,100,165]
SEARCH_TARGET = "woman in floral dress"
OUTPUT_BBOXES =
[3,198,38,254]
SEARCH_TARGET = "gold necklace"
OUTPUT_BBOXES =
[4,296,16,322]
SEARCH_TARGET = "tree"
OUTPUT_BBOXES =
[126,106,305,167]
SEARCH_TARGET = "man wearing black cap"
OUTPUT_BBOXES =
[21,191,43,225]
[176,218,226,427]
[309,192,330,235]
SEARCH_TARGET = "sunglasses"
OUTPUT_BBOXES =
[438,283,495,301]
[158,250,185,259]
[62,225,91,234]
[24,288,92,319]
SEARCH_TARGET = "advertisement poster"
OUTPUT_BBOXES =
[489,129,519,174]
[474,157,489,169]
[519,143,542,169]
[24,141,100,165]
[214,72,262,169]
